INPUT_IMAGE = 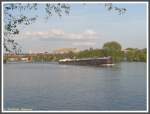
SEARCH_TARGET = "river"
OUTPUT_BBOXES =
[3,62,147,111]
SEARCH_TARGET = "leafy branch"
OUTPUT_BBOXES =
[3,3,126,54]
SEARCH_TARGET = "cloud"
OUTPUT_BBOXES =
[24,29,65,38]
[83,29,97,35]
[21,29,99,41]
[72,42,96,46]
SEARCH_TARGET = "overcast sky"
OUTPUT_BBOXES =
[7,3,147,53]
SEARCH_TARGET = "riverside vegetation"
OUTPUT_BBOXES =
[36,41,146,63]
[4,41,146,63]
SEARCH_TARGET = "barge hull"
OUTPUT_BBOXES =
[59,57,113,66]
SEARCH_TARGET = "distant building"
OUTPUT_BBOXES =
[53,48,80,54]
[122,49,129,54]
[8,57,18,62]
[20,57,29,61]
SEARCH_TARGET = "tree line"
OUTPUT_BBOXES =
[27,41,146,63]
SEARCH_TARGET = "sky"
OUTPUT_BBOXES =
[5,3,148,53]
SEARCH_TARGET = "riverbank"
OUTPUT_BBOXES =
[4,47,146,63]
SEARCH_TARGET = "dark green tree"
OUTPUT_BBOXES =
[103,41,123,62]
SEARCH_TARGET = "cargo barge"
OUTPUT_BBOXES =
[58,56,114,66]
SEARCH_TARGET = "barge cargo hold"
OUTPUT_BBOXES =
[58,56,114,66]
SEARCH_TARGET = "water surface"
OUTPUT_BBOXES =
[4,62,147,111]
